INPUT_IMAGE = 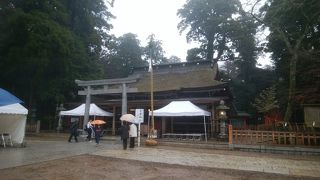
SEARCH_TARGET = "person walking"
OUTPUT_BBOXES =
[94,125,102,146]
[86,120,93,142]
[119,121,129,150]
[68,118,79,142]
[129,122,137,149]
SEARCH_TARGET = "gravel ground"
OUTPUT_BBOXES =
[0,154,316,180]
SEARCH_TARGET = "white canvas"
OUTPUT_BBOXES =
[59,103,113,117]
[0,103,28,144]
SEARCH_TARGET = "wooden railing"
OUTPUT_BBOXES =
[229,125,320,146]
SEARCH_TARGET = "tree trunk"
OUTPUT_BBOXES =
[206,37,214,62]
[283,51,298,122]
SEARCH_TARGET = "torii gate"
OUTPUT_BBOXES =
[75,75,140,135]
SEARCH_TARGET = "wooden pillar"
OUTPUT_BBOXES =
[112,106,116,136]
[211,104,215,137]
[162,117,166,134]
[228,124,233,144]
[171,117,173,133]
[121,83,127,115]
[84,86,91,129]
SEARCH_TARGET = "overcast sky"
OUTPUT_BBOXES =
[109,0,271,67]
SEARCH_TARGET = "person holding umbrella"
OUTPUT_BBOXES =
[119,121,129,150]
[129,122,137,149]
[120,114,135,150]
[94,125,102,146]
[91,120,106,146]
[86,120,93,142]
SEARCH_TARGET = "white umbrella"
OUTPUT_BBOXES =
[120,114,135,122]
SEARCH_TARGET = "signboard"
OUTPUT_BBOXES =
[135,109,144,147]
[135,109,144,123]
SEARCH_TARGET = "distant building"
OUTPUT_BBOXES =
[75,60,233,138]
[303,104,320,128]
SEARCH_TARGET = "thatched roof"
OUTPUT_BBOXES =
[128,60,225,92]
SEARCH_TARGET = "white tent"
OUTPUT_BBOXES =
[151,101,211,116]
[59,103,113,117]
[150,101,211,142]
[0,103,28,144]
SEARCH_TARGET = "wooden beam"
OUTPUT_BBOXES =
[75,75,140,86]
[78,88,138,95]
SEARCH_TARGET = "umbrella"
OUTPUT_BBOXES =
[0,88,23,106]
[91,119,106,125]
[120,114,135,122]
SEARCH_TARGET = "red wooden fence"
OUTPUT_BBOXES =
[229,125,320,146]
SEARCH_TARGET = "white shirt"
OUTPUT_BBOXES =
[87,122,93,129]
[129,124,137,137]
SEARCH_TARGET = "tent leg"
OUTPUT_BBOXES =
[204,116,207,142]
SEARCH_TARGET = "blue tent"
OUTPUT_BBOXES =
[0,88,23,106]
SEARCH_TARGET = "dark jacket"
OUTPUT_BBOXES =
[119,124,129,139]
[70,121,78,133]
[94,127,102,137]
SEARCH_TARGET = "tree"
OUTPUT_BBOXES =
[167,56,181,64]
[253,0,320,122]
[144,34,168,65]
[177,0,257,67]
[65,0,114,59]
[0,0,114,127]
[186,48,206,62]
[178,0,269,113]
[252,86,279,113]
[104,33,146,78]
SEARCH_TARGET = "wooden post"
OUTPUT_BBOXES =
[161,117,166,135]
[171,117,173,133]
[84,86,91,129]
[211,105,215,137]
[272,131,275,144]
[36,120,41,133]
[121,83,127,115]
[228,124,233,144]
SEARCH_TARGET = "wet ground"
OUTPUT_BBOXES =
[0,133,319,179]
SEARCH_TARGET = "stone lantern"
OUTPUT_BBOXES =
[216,100,229,138]
[56,104,65,132]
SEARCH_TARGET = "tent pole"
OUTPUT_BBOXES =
[204,116,207,142]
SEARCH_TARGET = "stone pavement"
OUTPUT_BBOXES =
[94,147,320,178]
[0,135,320,178]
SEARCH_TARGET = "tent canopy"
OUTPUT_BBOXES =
[59,103,113,117]
[0,103,28,115]
[0,88,23,106]
[151,101,211,117]
[0,103,28,144]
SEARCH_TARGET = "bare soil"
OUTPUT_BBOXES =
[0,154,316,180]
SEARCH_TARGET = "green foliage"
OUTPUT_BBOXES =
[179,0,271,113]
[0,0,113,125]
[261,0,320,121]
[178,0,257,66]
[167,56,181,64]
[144,34,168,65]
[220,66,276,113]
[103,33,146,78]
[186,48,206,62]
[252,86,279,113]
